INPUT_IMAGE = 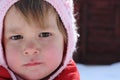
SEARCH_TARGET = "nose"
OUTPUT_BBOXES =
[23,48,39,55]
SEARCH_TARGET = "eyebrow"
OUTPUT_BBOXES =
[6,27,21,34]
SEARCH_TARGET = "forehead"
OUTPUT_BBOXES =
[4,5,58,31]
[14,0,58,29]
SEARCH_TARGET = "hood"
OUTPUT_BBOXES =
[0,0,78,80]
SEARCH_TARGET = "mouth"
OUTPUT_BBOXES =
[23,62,42,67]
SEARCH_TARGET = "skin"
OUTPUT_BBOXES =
[3,6,64,80]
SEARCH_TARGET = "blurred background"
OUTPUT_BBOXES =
[68,1,120,80]
[73,0,120,65]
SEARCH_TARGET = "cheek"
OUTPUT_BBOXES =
[5,44,22,64]
[43,41,64,63]
[6,44,21,55]
[5,47,23,72]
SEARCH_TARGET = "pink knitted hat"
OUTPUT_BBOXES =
[0,0,78,80]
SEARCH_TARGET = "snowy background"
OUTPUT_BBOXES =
[77,62,120,80]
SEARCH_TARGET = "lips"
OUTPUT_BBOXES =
[23,62,41,67]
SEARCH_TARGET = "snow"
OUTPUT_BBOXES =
[77,62,120,80]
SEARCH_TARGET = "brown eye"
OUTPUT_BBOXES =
[10,35,23,40]
[39,32,52,37]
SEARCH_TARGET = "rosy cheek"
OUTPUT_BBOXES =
[44,44,63,58]
[5,45,22,61]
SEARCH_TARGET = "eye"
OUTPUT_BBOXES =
[10,35,23,40]
[39,32,52,37]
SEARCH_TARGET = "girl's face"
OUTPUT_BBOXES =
[3,6,64,80]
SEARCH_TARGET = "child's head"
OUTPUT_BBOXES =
[3,0,67,79]
[0,0,78,79]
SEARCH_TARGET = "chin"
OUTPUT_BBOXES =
[19,74,44,80]
[23,76,42,80]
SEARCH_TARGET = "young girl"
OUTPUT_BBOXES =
[0,0,80,80]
